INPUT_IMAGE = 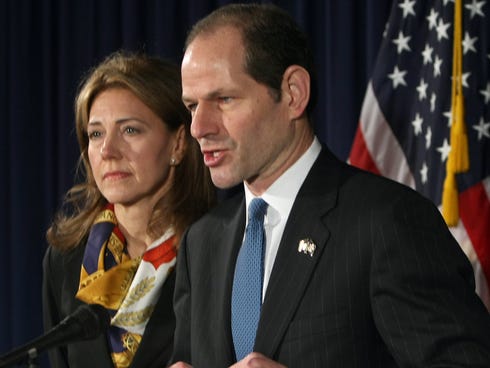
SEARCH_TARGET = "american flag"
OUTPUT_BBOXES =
[349,0,490,310]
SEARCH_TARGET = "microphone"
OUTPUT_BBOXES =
[0,304,109,367]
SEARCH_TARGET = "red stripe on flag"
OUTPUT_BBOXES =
[460,181,490,285]
[352,83,415,188]
[349,125,381,175]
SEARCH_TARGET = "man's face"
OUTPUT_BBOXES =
[181,26,295,194]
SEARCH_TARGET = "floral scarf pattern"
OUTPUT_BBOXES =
[76,204,176,367]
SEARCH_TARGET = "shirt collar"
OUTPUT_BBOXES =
[244,136,321,225]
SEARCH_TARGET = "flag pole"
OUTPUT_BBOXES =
[442,0,469,226]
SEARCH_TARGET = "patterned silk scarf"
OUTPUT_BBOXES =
[76,204,176,368]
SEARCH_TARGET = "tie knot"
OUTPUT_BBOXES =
[248,198,267,222]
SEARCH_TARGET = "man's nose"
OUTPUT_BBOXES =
[190,102,220,139]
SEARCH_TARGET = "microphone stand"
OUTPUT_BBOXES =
[0,304,108,368]
[0,325,63,368]
[26,348,39,368]
[0,342,40,368]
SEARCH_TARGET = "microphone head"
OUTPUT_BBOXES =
[66,304,110,340]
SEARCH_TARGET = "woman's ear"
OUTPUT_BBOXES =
[282,65,310,120]
[170,124,187,165]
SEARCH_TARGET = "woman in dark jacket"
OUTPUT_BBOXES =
[43,51,215,368]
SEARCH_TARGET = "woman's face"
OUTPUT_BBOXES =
[87,87,180,208]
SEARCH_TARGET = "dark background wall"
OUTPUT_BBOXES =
[0,0,392,365]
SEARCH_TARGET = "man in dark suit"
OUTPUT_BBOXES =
[170,3,490,367]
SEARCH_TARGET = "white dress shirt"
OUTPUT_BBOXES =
[243,136,321,300]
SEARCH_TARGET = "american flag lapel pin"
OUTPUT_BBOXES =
[298,238,316,257]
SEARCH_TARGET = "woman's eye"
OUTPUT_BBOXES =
[124,126,138,134]
[88,131,101,139]
[220,97,232,103]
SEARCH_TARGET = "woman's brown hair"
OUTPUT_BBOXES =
[46,51,215,250]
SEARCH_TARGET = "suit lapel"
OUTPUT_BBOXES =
[254,149,340,358]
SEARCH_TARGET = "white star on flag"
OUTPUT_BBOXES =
[416,79,429,100]
[436,18,451,40]
[465,0,486,18]
[462,31,478,53]
[422,43,434,64]
[427,9,439,29]
[388,65,407,88]
[393,31,411,54]
[412,113,424,135]
[473,117,490,140]
[399,0,417,18]
[479,82,490,103]
[437,138,451,163]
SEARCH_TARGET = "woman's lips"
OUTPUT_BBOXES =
[103,171,131,180]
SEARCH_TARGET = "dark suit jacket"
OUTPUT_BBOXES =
[172,147,490,367]
[42,243,176,368]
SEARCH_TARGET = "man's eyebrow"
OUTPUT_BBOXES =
[182,89,227,103]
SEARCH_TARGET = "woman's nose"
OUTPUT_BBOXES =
[100,132,121,159]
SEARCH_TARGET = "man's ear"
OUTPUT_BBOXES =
[170,124,187,165]
[282,65,310,120]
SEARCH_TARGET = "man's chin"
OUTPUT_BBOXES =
[210,171,241,190]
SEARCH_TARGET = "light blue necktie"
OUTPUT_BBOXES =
[231,198,268,361]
